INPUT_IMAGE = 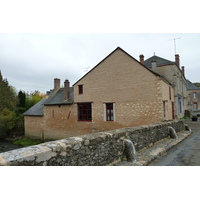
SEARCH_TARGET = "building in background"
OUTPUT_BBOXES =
[141,54,187,119]
[186,80,200,112]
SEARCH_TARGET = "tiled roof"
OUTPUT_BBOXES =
[23,98,47,116]
[44,87,74,105]
[144,55,175,68]
[187,80,200,90]
[24,87,74,116]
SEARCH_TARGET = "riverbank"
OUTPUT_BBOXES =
[0,131,44,153]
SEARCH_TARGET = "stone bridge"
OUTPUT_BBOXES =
[0,120,185,166]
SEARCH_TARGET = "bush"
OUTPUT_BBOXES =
[184,110,191,118]
[0,109,17,137]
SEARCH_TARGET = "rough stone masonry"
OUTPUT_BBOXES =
[0,120,184,166]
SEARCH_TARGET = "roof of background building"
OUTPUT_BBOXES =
[23,98,47,116]
[187,80,200,90]
[144,55,175,68]
[44,87,74,105]
[24,87,74,116]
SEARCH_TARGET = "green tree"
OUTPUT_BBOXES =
[0,71,18,111]
[0,108,17,137]
[18,90,26,108]
[193,82,200,88]
[0,71,18,137]
[25,91,46,110]
[0,70,46,138]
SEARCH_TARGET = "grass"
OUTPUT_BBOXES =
[13,138,43,147]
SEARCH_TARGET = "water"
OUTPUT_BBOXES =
[0,140,22,153]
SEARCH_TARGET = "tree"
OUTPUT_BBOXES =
[18,90,26,108]
[0,108,17,137]
[193,82,200,88]
[0,71,18,112]
[0,70,46,138]
[25,91,46,110]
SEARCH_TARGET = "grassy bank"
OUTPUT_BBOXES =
[13,138,43,147]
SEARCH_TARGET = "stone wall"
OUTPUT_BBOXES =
[0,120,184,166]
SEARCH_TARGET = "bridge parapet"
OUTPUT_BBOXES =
[0,120,184,166]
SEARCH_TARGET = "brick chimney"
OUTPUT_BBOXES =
[181,66,185,76]
[139,54,144,65]
[151,60,157,72]
[175,54,180,68]
[54,78,60,93]
[64,79,70,101]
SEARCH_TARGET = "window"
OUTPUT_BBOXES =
[178,97,182,113]
[78,103,92,121]
[193,92,197,99]
[172,102,175,119]
[193,103,198,111]
[106,103,114,121]
[169,86,171,100]
[163,100,168,119]
[78,85,83,94]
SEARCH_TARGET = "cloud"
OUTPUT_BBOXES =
[0,33,200,93]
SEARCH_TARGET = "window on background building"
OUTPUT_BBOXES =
[106,103,114,121]
[178,97,182,114]
[193,92,197,99]
[172,102,175,119]
[193,103,197,111]
[169,86,171,100]
[163,101,166,119]
[78,85,83,94]
[78,103,92,121]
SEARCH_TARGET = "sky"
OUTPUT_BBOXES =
[0,33,200,93]
[0,1,200,94]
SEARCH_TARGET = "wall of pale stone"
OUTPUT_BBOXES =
[0,120,184,166]
[24,116,45,139]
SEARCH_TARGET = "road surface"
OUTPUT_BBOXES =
[148,119,200,166]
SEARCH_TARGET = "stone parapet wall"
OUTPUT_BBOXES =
[0,120,184,166]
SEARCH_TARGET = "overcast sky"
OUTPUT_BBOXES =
[0,1,200,94]
[0,33,199,93]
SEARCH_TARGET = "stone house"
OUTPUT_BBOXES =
[186,80,200,112]
[24,47,175,140]
[141,54,187,119]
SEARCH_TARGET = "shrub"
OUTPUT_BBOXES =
[0,109,17,138]
[184,110,191,118]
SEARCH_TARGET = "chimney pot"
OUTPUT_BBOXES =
[175,54,180,68]
[181,66,185,76]
[64,79,70,101]
[139,54,144,65]
[54,78,60,93]
[151,60,157,72]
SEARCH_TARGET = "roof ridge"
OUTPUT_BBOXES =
[73,47,167,86]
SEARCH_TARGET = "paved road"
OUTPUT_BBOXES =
[148,119,200,166]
